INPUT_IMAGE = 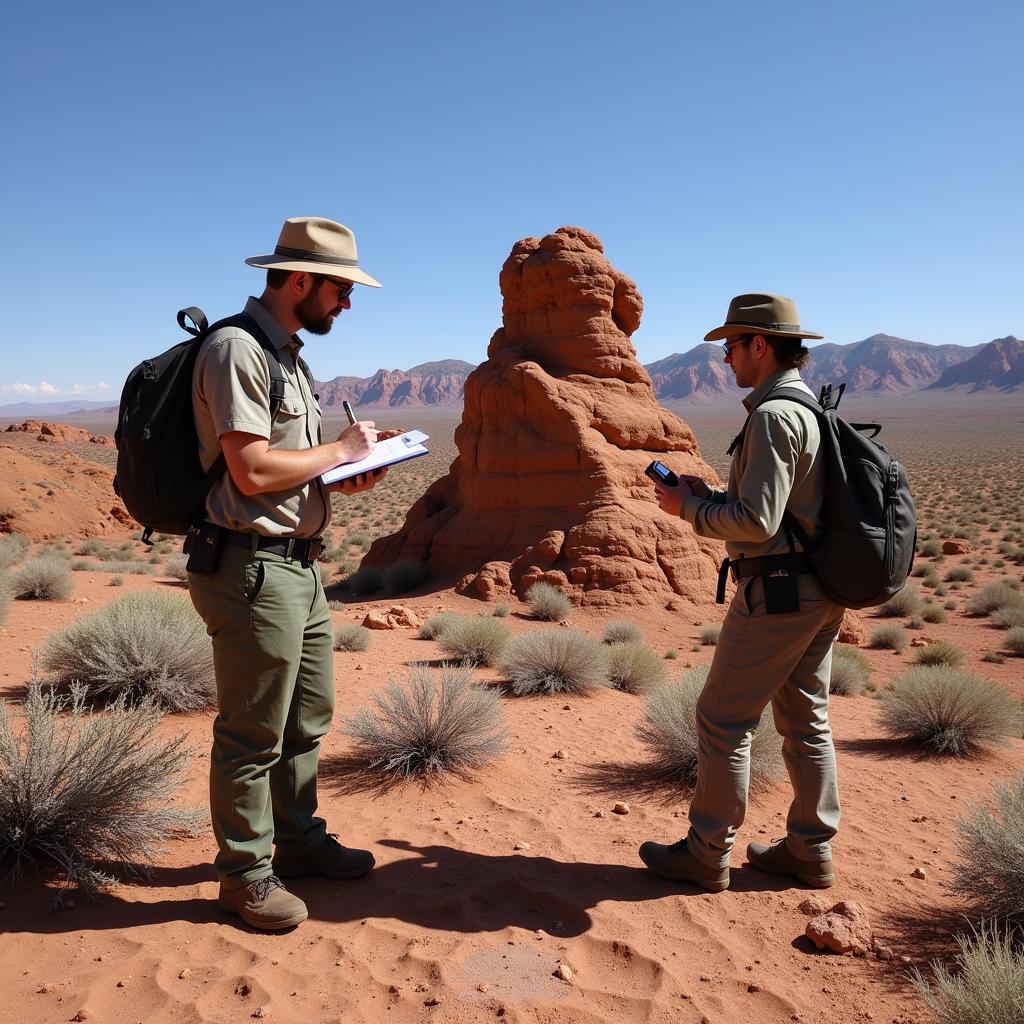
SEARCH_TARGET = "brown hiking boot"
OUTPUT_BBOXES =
[218,875,308,930]
[638,840,730,892]
[273,833,375,880]
[746,840,835,888]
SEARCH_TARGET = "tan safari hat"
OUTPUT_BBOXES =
[703,292,823,342]
[245,216,382,288]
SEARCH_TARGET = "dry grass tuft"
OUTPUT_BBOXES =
[870,622,908,651]
[41,591,215,710]
[830,644,871,696]
[636,665,784,788]
[340,664,507,778]
[333,623,371,652]
[913,923,1024,1024]
[879,666,1019,756]
[951,773,1024,927]
[0,683,200,904]
[914,640,965,668]
[418,611,462,641]
[525,582,573,622]
[14,554,73,601]
[602,621,642,645]
[0,534,29,571]
[967,582,1024,617]
[876,586,924,619]
[500,630,608,696]
[604,642,667,695]
[437,616,511,667]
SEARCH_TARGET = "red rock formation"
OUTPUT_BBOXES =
[5,421,115,447]
[362,226,723,608]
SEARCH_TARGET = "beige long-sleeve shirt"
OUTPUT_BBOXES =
[682,368,824,561]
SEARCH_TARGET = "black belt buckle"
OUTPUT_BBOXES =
[300,538,323,567]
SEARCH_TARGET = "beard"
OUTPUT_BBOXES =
[295,291,336,335]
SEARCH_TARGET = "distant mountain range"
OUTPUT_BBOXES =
[2,337,1020,417]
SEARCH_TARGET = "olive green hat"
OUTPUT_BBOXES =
[703,292,824,342]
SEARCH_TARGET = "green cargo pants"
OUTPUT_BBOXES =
[686,572,845,869]
[188,542,334,888]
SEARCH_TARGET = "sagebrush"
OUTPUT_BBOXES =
[341,664,507,778]
[14,554,73,601]
[334,623,371,652]
[418,611,462,641]
[830,644,871,696]
[604,642,667,695]
[437,616,510,667]
[636,665,784,787]
[41,591,215,710]
[525,582,572,622]
[602,621,642,645]
[0,684,199,902]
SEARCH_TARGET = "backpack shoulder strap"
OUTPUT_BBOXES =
[726,385,824,456]
[204,312,288,420]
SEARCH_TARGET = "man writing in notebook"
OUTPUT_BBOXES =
[187,216,386,930]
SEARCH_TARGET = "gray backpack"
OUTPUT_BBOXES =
[733,383,917,609]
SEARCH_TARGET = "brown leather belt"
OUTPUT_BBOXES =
[716,553,814,603]
[222,528,324,564]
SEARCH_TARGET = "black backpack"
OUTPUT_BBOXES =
[731,383,917,609]
[114,307,287,540]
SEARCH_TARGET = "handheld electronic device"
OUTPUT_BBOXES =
[645,460,679,487]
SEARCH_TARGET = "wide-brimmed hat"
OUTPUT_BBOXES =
[245,217,382,288]
[703,292,823,342]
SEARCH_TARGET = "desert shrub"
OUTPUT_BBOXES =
[72,560,153,576]
[75,538,109,557]
[492,603,510,618]
[991,606,1024,630]
[914,641,965,668]
[525,582,573,622]
[165,553,189,581]
[950,773,1024,926]
[418,611,462,641]
[333,623,371,652]
[0,534,29,570]
[636,665,784,787]
[438,616,511,667]
[870,623,908,652]
[13,554,74,601]
[383,559,428,594]
[340,664,507,778]
[0,684,199,903]
[347,565,384,596]
[830,644,871,696]
[968,582,1024,617]
[1003,627,1024,656]
[41,591,215,710]
[346,531,370,551]
[664,649,678,660]
[922,603,949,624]
[913,923,1024,1024]
[918,539,942,557]
[879,666,1019,755]
[0,571,11,627]
[945,566,974,583]
[604,642,667,695]
[876,586,924,619]
[602,621,642,645]
[109,576,124,587]
[982,652,1007,665]
[500,630,608,696]
[699,625,721,646]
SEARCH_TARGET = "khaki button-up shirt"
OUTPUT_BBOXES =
[682,368,824,560]
[193,297,331,538]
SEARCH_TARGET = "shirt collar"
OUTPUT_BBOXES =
[243,296,303,353]
[743,367,804,411]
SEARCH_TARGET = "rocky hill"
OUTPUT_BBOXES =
[315,359,475,408]
[927,336,1024,392]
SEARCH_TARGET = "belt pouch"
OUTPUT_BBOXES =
[184,521,224,576]
[761,555,800,614]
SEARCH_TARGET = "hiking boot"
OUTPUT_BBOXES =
[218,875,308,930]
[638,839,730,892]
[273,833,375,880]
[746,840,835,888]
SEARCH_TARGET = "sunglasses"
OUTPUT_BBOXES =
[721,335,753,354]
[317,276,355,302]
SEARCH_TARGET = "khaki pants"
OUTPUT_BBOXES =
[686,573,844,869]
[188,543,334,888]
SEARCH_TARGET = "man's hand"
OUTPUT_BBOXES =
[679,474,713,499]
[336,420,378,463]
[654,478,694,517]
[327,467,388,495]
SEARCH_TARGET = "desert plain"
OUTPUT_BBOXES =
[0,391,1022,1024]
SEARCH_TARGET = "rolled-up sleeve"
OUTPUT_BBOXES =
[682,409,800,543]
[195,334,273,440]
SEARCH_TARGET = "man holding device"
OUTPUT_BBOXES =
[639,293,844,892]
[187,216,387,930]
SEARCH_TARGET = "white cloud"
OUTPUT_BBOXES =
[0,381,113,398]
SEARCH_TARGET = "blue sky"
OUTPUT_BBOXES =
[1,0,1020,401]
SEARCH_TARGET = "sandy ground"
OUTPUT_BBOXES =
[1,405,1023,1024]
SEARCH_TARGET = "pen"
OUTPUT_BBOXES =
[342,400,356,425]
